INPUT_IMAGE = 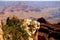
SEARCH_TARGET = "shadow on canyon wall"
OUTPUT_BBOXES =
[37,17,60,40]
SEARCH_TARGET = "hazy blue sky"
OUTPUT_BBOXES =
[0,0,60,1]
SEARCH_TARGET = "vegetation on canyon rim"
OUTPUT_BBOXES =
[2,16,40,40]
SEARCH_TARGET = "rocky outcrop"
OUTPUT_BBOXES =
[38,23,60,40]
[0,20,4,40]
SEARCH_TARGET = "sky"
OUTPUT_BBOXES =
[0,0,60,1]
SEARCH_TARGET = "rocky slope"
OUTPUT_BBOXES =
[37,18,60,40]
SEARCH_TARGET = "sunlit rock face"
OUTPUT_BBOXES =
[0,20,4,40]
[20,19,40,40]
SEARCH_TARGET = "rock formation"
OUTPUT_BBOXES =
[0,20,4,40]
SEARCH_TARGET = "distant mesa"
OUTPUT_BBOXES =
[0,12,4,14]
[10,10,14,12]
[3,2,41,13]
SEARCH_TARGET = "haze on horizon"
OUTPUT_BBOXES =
[0,1,60,24]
